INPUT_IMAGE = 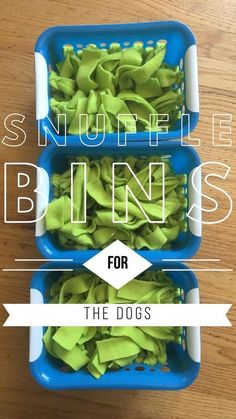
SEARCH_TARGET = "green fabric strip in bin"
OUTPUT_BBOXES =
[87,351,108,379]
[53,341,90,371]
[45,196,76,231]
[76,48,103,94]
[97,337,140,363]
[52,326,86,351]
[110,326,158,353]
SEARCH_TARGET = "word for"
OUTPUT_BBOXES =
[108,256,128,269]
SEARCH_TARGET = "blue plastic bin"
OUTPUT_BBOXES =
[35,21,199,145]
[29,261,200,390]
[35,140,202,263]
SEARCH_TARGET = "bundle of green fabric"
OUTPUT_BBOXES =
[45,155,187,250]
[43,270,182,379]
[49,41,183,134]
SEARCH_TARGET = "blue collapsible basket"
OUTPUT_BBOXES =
[35,140,202,263]
[29,261,200,390]
[35,21,199,145]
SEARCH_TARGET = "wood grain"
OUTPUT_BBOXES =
[0,0,236,418]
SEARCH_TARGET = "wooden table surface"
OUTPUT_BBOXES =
[0,0,235,418]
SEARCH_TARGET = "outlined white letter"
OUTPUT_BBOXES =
[117,114,137,146]
[112,162,165,223]
[187,162,232,225]
[181,113,200,146]
[2,113,26,147]
[4,163,48,223]
[38,114,66,146]
[149,114,169,146]
[212,113,232,147]
[70,162,87,223]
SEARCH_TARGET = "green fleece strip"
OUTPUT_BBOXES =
[52,326,86,351]
[53,341,90,371]
[97,337,140,363]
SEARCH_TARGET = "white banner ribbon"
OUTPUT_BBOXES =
[3,304,231,327]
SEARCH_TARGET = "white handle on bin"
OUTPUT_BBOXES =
[35,52,49,120]
[186,288,201,362]
[185,45,199,113]
[29,289,44,362]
